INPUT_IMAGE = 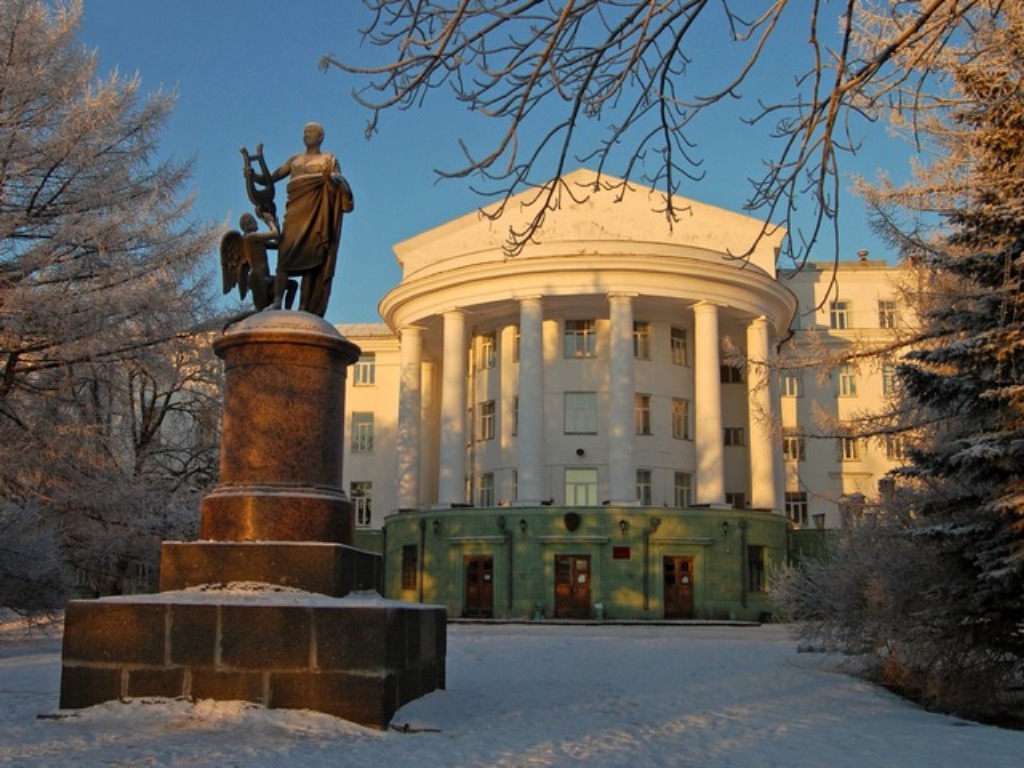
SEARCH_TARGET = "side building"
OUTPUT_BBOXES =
[338,170,909,621]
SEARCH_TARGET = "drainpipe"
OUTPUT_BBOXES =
[498,516,513,612]
[739,519,749,609]
[418,518,426,604]
[642,517,662,611]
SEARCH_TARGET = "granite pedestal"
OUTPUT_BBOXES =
[59,312,446,729]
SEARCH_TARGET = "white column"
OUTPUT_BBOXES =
[747,316,779,510]
[608,293,636,503]
[438,310,467,506]
[396,326,423,510]
[516,296,545,503]
[693,301,725,505]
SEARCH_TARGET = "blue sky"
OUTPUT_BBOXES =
[77,1,911,324]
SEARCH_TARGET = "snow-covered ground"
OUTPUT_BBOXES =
[2,616,1022,767]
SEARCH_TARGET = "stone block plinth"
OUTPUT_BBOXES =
[59,589,446,729]
[159,541,382,596]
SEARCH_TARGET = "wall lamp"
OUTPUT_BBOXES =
[519,518,528,533]
[618,519,629,536]
[432,519,441,535]
[721,521,730,539]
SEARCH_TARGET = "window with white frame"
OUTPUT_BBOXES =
[565,467,598,506]
[725,491,746,510]
[670,326,689,366]
[564,392,598,434]
[633,321,651,359]
[351,481,372,527]
[837,365,857,397]
[671,398,690,439]
[634,394,652,435]
[882,362,898,397]
[353,353,376,386]
[839,435,861,461]
[350,412,374,453]
[830,300,852,330]
[476,332,496,369]
[886,435,906,461]
[720,365,743,383]
[477,400,495,441]
[674,472,693,508]
[878,299,901,329]
[724,427,745,446]
[785,491,809,527]
[781,373,803,397]
[636,469,653,505]
[563,319,597,358]
[479,472,495,507]
[783,430,806,461]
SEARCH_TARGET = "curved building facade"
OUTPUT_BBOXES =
[341,170,905,621]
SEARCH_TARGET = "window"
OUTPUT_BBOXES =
[353,353,375,386]
[475,332,496,369]
[634,394,651,435]
[351,481,372,527]
[564,392,598,434]
[479,472,494,507]
[720,365,743,383]
[633,321,651,359]
[672,398,690,440]
[477,400,495,441]
[878,299,901,329]
[564,319,596,358]
[726,491,746,510]
[670,327,688,366]
[724,427,745,446]
[401,545,418,590]
[674,472,693,508]
[839,436,861,461]
[512,396,519,436]
[882,363,898,397]
[565,467,598,506]
[837,365,857,397]
[782,430,806,461]
[747,545,766,592]
[636,469,652,505]
[780,373,803,397]
[351,412,374,452]
[886,435,906,461]
[830,300,851,330]
[785,491,809,527]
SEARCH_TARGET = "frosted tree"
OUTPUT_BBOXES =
[327,0,990,267]
[0,0,221,608]
[775,1,1024,722]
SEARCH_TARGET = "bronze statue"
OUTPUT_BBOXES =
[222,123,353,317]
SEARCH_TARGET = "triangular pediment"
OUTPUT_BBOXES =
[394,169,783,277]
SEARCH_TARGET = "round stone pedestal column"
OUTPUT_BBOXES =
[200,311,360,543]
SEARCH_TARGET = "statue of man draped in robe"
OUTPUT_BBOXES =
[244,122,353,317]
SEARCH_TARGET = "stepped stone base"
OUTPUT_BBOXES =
[59,588,446,729]
[159,541,382,596]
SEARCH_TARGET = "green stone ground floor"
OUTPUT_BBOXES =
[374,506,801,622]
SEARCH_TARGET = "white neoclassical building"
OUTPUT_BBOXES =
[339,170,909,620]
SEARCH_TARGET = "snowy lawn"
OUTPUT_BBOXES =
[2,617,1022,767]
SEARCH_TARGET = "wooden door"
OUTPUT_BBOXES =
[554,554,591,619]
[663,556,694,619]
[464,556,494,618]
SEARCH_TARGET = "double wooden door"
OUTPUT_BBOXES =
[554,554,591,619]
[663,556,694,619]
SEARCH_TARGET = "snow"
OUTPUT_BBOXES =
[3,615,1023,767]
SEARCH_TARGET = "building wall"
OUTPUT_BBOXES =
[335,172,911,620]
